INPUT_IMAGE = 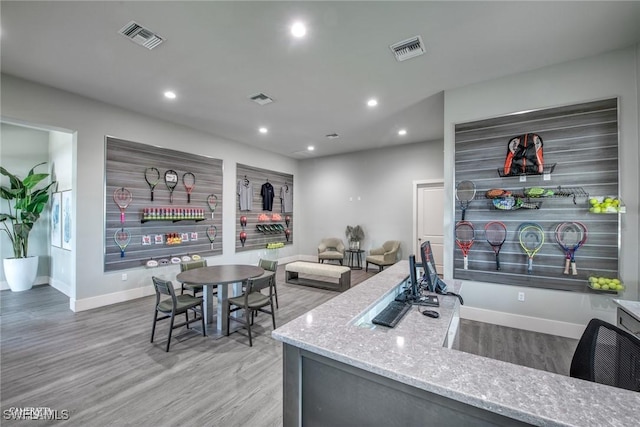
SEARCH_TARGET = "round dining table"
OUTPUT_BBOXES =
[176,264,264,338]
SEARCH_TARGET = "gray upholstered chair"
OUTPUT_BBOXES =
[179,259,210,297]
[318,237,346,265]
[151,276,205,352]
[227,274,276,347]
[366,240,401,272]
[258,258,279,308]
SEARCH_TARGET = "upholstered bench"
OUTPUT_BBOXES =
[285,261,351,292]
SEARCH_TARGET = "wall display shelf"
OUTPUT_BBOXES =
[236,163,293,253]
[104,137,223,272]
[453,97,620,293]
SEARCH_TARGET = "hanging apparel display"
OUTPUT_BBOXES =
[280,184,293,213]
[261,181,275,211]
[237,177,253,211]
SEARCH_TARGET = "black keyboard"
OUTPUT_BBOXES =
[372,300,411,328]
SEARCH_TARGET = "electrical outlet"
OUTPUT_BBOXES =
[518,292,525,302]
[121,273,127,281]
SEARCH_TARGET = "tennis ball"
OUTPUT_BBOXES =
[601,284,610,291]
[589,198,599,206]
[593,206,602,213]
[604,197,613,204]
[612,279,621,286]
[592,283,601,290]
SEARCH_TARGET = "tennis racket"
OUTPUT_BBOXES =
[164,170,179,203]
[113,187,133,224]
[206,225,217,250]
[207,194,218,219]
[456,180,476,221]
[518,223,545,274]
[484,221,507,270]
[182,172,196,203]
[555,222,587,275]
[144,167,160,201]
[455,221,475,270]
[114,229,131,258]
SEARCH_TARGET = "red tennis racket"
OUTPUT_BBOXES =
[555,222,587,275]
[114,229,131,258]
[182,172,196,203]
[113,187,132,224]
[164,170,179,203]
[484,221,507,270]
[206,225,217,250]
[455,221,475,270]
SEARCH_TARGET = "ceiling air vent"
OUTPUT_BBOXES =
[249,93,274,106]
[389,36,425,62]
[119,21,164,50]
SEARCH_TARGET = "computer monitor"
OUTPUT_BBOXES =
[408,254,419,300]
[420,241,446,293]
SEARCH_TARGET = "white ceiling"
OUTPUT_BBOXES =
[2,1,639,158]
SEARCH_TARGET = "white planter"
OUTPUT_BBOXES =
[3,256,39,292]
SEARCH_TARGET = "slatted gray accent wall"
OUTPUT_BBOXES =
[236,163,293,253]
[454,98,619,292]
[105,137,223,272]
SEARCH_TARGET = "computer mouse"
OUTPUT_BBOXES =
[422,310,439,318]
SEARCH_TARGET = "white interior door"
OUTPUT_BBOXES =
[416,183,444,275]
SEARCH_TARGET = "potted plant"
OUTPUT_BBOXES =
[1,162,56,292]
[345,225,365,250]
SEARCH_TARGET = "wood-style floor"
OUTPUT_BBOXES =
[1,265,578,425]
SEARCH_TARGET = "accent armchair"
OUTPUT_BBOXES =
[318,237,346,265]
[366,240,401,272]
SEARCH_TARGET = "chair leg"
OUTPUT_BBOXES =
[199,305,206,336]
[166,313,175,352]
[365,262,369,272]
[185,311,190,329]
[151,312,158,343]
[273,282,279,309]
[246,308,253,347]
[270,300,276,330]
[226,303,231,337]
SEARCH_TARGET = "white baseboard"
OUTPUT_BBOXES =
[459,305,585,340]
[71,284,156,312]
[49,277,71,297]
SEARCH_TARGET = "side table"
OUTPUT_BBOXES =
[345,249,365,270]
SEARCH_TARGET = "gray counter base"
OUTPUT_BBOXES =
[283,344,529,427]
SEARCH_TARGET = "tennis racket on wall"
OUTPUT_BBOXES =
[164,170,179,203]
[456,180,476,221]
[484,221,507,270]
[113,187,133,224]
[182,172,196,203]
[518,222,545,274]
[455,221,475,270]
[206,225,217,250]
[555,222,587,275]
[114,229,132,258]
[207,194,218,219]
[144,167,160,201]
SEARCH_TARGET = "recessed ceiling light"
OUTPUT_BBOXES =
[164,91,176,99]
[291,22,307,38]
[398,129,407,136]
[367,99,378,107]
[307,145,315,151]
[259,127,268,134]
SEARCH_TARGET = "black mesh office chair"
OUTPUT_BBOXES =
[570,318,640,392]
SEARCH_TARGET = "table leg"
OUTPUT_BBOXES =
[215,282,244,338]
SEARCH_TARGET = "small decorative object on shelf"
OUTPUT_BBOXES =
[239,231,247,247]
[271,213,282,221]
[588,275,624,293]
[165,233,182,245]
[285,215,291,227]
[345,225,364,250]
[258,213,270,222]
[240,215,247,229]
[588,196,625,214]
[285,228,291,241]
[266,242,285,249]
[141,207,206,222]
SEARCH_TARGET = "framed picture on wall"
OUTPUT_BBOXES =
[61,190,72,251]
[51,192,62,248]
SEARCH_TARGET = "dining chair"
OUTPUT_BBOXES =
[258,258,279,308]
[570,318,640,392]
[226,274,276,347]
[151,276,205,352]
[179,259,210,297]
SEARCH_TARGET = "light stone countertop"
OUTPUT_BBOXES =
[613,299,640,322]
[273,261,640,427]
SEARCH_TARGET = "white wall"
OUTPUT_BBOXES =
[1,74,300,310]
[297,141,444,262]
[444,46,640,338]
[0,123,51,288]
